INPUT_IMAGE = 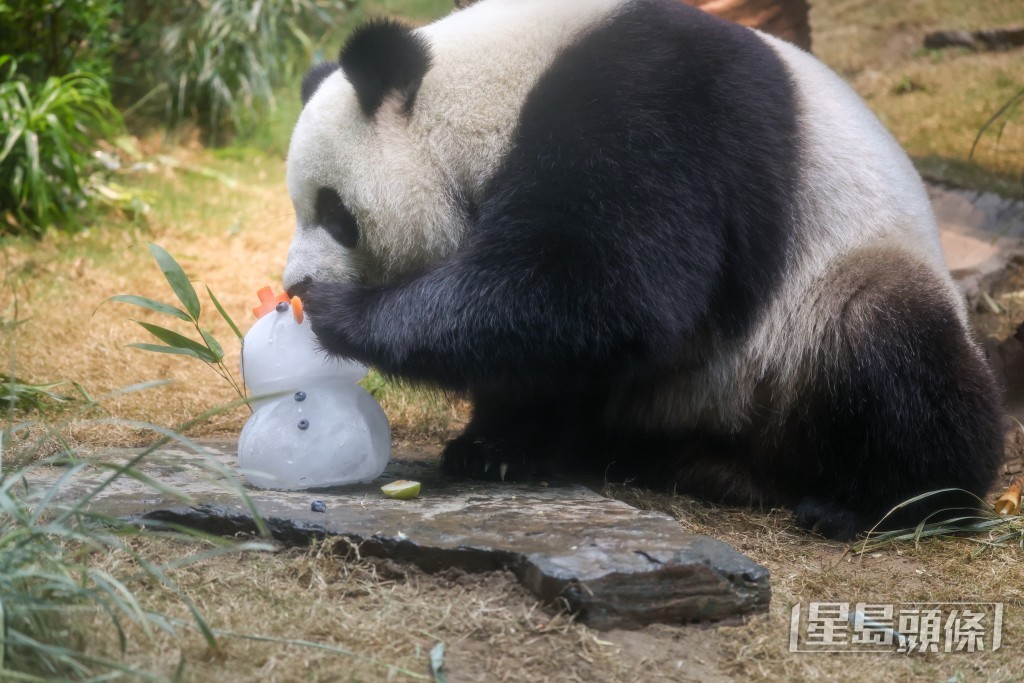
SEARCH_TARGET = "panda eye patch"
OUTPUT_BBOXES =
[314,187,359,248]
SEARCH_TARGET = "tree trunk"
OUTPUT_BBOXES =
[454,0,812,51]
[682,0,811,50]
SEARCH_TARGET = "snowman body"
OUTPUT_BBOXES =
[237,301,390,489]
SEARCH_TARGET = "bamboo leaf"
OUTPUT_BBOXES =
[147,243,201,320]
[104,295,192,322]
[132,322,216,362]
[200,329,224,361]
[206,284,243,340]
[126,343,204,360]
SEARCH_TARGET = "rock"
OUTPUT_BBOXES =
[990,329,1024,416]
[975,27,1024,51]
[40,441,770,630]
[924,30,978,51]
[925,27,1024,52]
[521,535,769,628]
[931,182,1024,425]
[930,181,1024,308]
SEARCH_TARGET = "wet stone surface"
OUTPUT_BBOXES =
[35,440,769,630]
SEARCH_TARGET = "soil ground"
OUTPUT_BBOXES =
[4,0,1024,681]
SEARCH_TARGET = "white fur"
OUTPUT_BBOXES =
[754,34,971,400]
[627,32,970,432]
[285,1,968,435]
[283,0,627,290]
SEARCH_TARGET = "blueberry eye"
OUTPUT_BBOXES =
[314,187,359,248]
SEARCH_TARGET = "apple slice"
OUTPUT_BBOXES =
[381,479,422,500]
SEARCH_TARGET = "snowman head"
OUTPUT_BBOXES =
[241,297,366,395]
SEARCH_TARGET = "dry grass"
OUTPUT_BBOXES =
[79,537,649,682]
[813,0,1024,195]
[68,500,1024,682]
[3,3,1020,446]
[3,145,290,445]
[606,487,1024,682]
[2,143,467,457]
[4,1,1024,680]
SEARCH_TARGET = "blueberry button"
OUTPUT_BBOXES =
[276,301,289,313]
[297,419,309,430]
[294,391,306,402]
[310,500,327,513]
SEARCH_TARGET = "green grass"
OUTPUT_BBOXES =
[0,147,277,307]
[1,384,274,680]
[1,375,93,415]
[343,0,453,24]
[115,0,357,145]
[0,57,122,236]
[853,490,1024,555]
[233,0,452,157]
[812,0,1024,196]
[106,151,283,239]
[243,0,1024,197]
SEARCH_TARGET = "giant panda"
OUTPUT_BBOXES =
[282,0,1004,540]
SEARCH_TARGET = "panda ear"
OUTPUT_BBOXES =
[339,18,432,117]
[301,62,338,105]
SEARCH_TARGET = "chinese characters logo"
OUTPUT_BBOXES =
[789,602,1003,654]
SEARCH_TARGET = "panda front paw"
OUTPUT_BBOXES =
[440,435,544,482]
[299,280,368,359]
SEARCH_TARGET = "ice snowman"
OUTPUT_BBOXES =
[237,286,391,489]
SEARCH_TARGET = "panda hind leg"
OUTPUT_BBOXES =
[777,247,1003,541]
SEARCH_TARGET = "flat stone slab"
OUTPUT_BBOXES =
[32,441,769,630]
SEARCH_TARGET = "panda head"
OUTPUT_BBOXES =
[283,19,466,291]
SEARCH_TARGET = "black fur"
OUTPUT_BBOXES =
[305,1,800,385]
[299,0,1004,539]
[338,18,432,117]
[315,187,359,248]
[766,249,1003,540]
[589,248,1004,541]
[301,62,338,105]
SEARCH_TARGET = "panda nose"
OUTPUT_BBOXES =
[286,277,313,299]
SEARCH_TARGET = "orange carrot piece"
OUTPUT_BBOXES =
[995,476,1023,515]
[291,296,304,324]
[253,286,292,318]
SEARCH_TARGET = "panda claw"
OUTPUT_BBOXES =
[441,435,540,482]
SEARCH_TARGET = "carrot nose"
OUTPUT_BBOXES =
[252,286,290,318]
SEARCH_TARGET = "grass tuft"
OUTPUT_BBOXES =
[853,488,1024,555]
[0,57,122,236]
[0,431,274,680]
[1,375,94,415]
